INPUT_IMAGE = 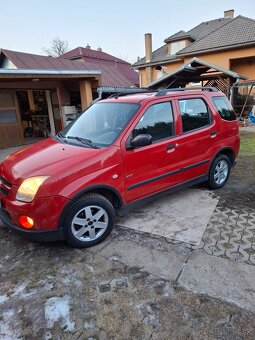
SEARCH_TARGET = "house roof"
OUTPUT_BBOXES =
[60,46,139,87]
[187,17,233,39]
[164,30,195,43]
[177,15,255,55]
[133,15,255,68]
[134,45,182,68]
[60,46,126,63]
[0,49,138,87]
[148,57,246,89]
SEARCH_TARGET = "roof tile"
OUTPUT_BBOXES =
[164,30,195,43]
[177,15,255,55]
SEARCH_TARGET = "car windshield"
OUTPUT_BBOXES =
[59,102,139,148]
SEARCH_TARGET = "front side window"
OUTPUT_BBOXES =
[178,98,211,133]
[60,102,139,147]
[212,96,236,121]
[131,102,174,143]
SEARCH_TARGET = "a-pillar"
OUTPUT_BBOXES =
[79,80,93,111]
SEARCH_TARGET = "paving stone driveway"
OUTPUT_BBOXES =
[171,195,255,266]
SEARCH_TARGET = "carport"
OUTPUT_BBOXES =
[0,69,101,148]
[148,57,246,98]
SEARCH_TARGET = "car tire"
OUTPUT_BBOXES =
[63,193,115,248]
[208,155,231,189]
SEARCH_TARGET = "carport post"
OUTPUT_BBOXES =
[45,90,56,137]
[79,80,93,111]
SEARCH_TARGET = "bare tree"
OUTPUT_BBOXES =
[43,37,69,57]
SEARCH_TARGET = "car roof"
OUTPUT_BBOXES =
[100,89,224,104]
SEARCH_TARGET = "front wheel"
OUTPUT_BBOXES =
[208,155,231,189]
[63,194,115,248]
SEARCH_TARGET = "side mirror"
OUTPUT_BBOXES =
[126,134,152,150]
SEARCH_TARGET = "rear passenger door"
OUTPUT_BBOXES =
[176,96,216,181]
[121,101,183,202]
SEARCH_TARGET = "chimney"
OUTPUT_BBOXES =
[97,47,102,51]
[145,33,152,63]
[224,9,234,18]
[86,43,91,49]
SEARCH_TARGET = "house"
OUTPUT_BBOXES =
[133,10,255,114]
[60,45,139,94]
[0,47,138,149]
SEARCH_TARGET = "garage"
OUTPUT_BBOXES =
[0,50,101,149]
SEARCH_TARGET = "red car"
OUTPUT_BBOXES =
[0,88,239,248]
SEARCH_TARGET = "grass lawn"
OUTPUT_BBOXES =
[217,129,254,206]
[239,131,255,157]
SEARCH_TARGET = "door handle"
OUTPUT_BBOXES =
[210,130,217,136]
[166,144,177,150]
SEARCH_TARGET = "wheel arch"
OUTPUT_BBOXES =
[57,184,123,228]
[212,147,235,167]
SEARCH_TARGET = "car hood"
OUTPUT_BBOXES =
[1,138,102,185]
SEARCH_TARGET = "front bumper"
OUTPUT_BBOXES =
[0,207,64,242]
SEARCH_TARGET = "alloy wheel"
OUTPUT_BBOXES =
[214,160,229,185]
[71,205,109,242]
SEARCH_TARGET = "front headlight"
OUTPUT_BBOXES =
[16,176,48,202]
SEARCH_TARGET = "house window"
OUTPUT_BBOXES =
[169,40,186,55]
[0,110,17,123]
[157,70,163,79]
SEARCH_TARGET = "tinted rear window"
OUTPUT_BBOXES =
[212,96,236,121]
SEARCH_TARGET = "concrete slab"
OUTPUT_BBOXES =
[99,239,188,281]
[118,189,218,245]
[179,251,255,312]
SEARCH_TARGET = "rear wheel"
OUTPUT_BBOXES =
[208,155,231,189]
[63,194,115,248]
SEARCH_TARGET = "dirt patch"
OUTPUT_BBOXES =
[1,226,255,339]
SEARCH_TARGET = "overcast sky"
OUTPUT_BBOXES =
[1,0,254,63]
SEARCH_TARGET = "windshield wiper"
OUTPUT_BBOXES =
[66,136,99,149]
[57,132,65,138]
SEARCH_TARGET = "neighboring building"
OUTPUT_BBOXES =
[133,10,255,103]
[0,47,138,148]
[60,45,139,91]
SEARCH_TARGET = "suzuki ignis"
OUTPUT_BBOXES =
[0,88,239,248]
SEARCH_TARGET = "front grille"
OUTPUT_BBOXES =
[0,176,12,188]
[0,175,13,197]
[0,187,9,196]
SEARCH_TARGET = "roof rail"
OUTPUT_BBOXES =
[108,90,156,99]
[155,86,218,97]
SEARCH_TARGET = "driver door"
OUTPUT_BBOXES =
[121,101,182,203]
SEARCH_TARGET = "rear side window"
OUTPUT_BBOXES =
[212,96,236,121]
[178,98,211,133]
[131,102,174,142]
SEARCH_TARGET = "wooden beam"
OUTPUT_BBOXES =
[79,80,93,111]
